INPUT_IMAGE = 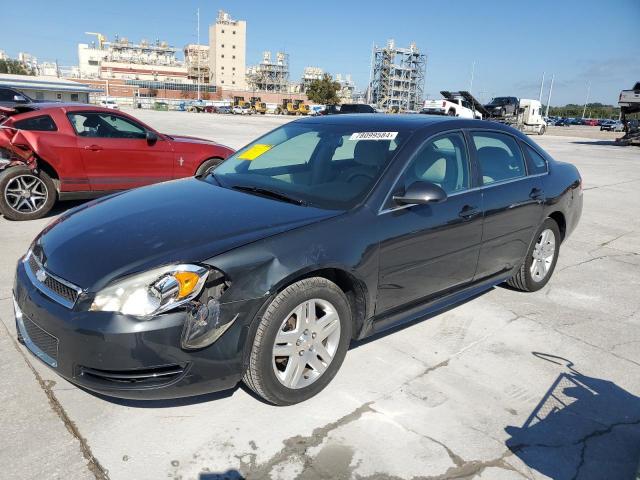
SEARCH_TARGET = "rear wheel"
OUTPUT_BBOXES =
[0,167,56,221]
[447,109,456,116]
[507,218,560,292]
[243,277,352,405]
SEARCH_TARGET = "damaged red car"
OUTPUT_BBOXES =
[0,104,233,220]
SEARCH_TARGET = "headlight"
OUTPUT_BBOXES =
[90,264,210,316]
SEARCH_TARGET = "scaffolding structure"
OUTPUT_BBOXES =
[246,51,289,92]
[184,44,210,83]
[300,67,324,92]
[368,39,427,111]
[107,35,180,66]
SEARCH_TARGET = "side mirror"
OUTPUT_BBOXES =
[13,95,27,103]
[393,181,447,205]
[146,130,158,145]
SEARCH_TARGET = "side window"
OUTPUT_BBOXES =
[99,114,147,139]
[0,89,16,101]
[67,113,146,139]
[472,132,526,185]
[401,132,470,195]
[13,115,57,132]
[522,143,548,174]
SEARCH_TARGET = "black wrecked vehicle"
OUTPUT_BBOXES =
[13,115,583,405]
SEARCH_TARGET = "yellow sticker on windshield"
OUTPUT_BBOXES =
[238,144,272,160]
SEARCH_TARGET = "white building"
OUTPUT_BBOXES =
[209,10,247,89]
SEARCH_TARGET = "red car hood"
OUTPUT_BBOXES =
[167,134,222,145]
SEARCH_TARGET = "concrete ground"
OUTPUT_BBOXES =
[1,111,639,480]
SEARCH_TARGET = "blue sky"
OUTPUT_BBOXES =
[2,0,639,105]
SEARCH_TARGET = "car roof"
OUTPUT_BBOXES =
[294,113,519,134]
[11,102,121,114]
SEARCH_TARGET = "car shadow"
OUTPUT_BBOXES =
[81,381,267,408]
[505,353,640,480]
[199,470,244,480]
[570,140,623,147]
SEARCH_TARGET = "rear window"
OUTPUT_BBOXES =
[13,115,58,132]
[522,143,548,175]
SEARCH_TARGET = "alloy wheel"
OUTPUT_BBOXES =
[272,298,341,389]
[530,228,556,282]
[4,174,49,214]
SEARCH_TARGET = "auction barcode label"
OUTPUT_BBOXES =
[349,132,398,141]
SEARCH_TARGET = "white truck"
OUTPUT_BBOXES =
[512,99,547,135]
[619,82,640,108]
[422,91,484,119]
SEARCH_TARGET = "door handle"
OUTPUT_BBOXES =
[459,205,481,220]
[529,188,544,201]
[84,145,103,151]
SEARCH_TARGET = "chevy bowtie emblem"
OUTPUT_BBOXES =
[35,269,47,283]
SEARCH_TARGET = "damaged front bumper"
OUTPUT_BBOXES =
[13,260,267,400]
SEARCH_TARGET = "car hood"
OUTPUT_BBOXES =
[167,134,221,145]
[35,178,341,291]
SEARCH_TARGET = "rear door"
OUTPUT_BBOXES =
[68,111,174,191]
[376,131,483,314]
[470,130,544,280]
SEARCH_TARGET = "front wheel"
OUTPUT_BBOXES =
[507,218,560,292]
[243,277,352,405]
[538,125,546,135]
[195,158,224,177]
[0,167,56,221]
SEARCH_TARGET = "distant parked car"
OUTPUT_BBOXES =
[583,119,598,126]
[601,120,624,132]
[232,105,252,115]
[0,103,234,220]
[338,104,376,114]
[554,118,570,126]
[215,106,232,114]
[320,105,340,115]
[99,99,119,110]
[0,87,35,109]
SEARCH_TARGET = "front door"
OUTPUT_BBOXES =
[68,112,174,191]
[376,131,483,315]
[469,130,544,280]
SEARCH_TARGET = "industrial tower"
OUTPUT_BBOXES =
[368,40,427,112]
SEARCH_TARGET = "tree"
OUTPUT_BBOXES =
[306,74,341,105]
[0,59,35,75]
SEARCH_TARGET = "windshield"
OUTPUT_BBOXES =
[212,122,413,210]
[489,97,510,105]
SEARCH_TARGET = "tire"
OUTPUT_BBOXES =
[195,158,224,177]
[447,109,456,116]
[0,166,56,221]
[507,218,561,292]
[243,277,352,405]
[538,125,546,135]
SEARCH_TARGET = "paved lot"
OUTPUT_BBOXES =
[1,111,639,480]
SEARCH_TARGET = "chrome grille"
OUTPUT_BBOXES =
[24,250,81,308]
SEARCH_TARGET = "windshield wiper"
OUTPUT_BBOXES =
[232,185,308,206]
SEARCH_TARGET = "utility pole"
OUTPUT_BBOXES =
[469,60,476,93]
[582,81,591,119]
[196,8,201,101]
[545,74,554,118]
[538,71,545,102]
